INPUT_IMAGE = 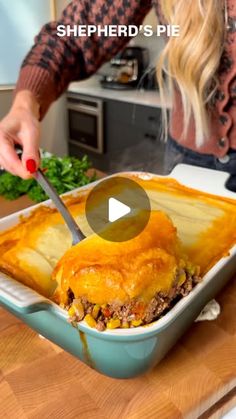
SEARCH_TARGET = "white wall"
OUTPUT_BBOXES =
[56,0,69,15]
[0,0,51,86]
[40,0,69,155]
[41,0,69,156]
[0,0,69,156]
[0,90,68,156]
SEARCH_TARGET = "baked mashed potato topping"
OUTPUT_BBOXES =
[52,211,201,330]
[0,174,236,329]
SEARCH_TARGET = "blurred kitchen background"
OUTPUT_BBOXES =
[0,0,170,174]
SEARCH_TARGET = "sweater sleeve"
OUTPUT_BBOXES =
[15,0,152,119]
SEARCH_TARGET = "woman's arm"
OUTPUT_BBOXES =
[15,0,152,118]
[0,0,152,177]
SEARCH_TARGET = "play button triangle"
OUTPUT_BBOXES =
[108,197,131,222]
[85,176,151,241]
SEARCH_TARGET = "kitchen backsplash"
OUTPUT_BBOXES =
[130,32,165,67]
[98,33,164,78]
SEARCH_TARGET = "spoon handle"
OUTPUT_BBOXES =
[35,168,85,245]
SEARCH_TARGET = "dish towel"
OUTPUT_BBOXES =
[195,299,221,322]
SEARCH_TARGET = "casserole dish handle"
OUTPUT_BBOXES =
[170,164,235,198]
[0,273,50,312]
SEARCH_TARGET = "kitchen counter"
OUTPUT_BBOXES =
[68,75,171,108]
[1,197,236,418]
[0,168,105,218]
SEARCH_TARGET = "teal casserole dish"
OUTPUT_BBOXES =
[0,164,236,379]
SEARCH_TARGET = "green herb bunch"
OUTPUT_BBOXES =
[0,154,96,203]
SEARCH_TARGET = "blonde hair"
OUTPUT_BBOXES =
[156,0,225,146]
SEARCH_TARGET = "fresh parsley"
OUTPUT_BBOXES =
[0,154,96,203]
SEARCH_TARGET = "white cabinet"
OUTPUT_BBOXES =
[142,8,158,28]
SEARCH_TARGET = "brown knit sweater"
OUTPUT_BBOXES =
[15,0,236,157]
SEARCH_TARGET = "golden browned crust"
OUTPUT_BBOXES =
[52,211,186,306]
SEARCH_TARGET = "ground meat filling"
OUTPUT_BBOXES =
[66,268,201,331]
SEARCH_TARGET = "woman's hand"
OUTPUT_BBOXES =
[0,90,40,179]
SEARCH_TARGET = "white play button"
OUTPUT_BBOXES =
[85,176,151,241]
[108,197,131,222]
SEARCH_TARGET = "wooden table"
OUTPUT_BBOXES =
[1,196,236,419]
[0,167,105,218]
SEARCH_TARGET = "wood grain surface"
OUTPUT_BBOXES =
[0,168,105,219]
[0,185,236,419]
[0,195,35,218]
[1,276,236,419]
